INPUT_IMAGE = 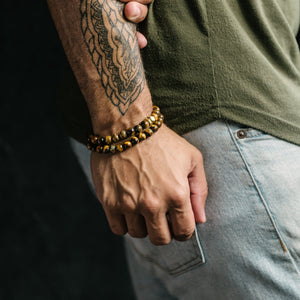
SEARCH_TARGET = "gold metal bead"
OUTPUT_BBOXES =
[149,115,156,123]
[152,113,159,121]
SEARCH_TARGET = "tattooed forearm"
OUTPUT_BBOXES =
[80,0,145,115]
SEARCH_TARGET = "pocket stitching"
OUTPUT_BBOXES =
[226,121,300,277]
[128,228,206,276]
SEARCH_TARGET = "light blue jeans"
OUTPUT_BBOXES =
[71,120,300,300]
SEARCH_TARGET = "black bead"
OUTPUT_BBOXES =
[130,137,139,145]
[127,128,135,136]
[134,125,143,133]
[99,137,106,145]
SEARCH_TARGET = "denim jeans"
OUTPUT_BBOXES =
[71,120,300,300]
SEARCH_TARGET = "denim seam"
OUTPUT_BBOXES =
[243,133,266,139]
[225,121,300,277]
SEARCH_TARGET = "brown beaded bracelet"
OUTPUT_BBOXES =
[87,106,164,154]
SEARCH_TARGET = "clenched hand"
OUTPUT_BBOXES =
[91,125,207,245]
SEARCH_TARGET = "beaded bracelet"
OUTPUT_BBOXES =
[87,106,164,154]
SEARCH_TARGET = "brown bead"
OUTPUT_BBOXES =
[91,136,98,144]
[158,114,165,121]
[141,120,150,129]
[139,132,147,141]
[96,145,103,153]
[116,144,124,152]
[127,127,135,136]
[110,145,116,154]
[145,128,153,137]
[112,134,120,143]
[156,121,162,127]
[103,145,110,153]
[124,141,132,148]
[134,125,143,133]
[120,130,127,139]
[105,135,112,145]
[130,136,139,145]
[152,105,160,112]
[151,124,159,132]
[87,144,92,150]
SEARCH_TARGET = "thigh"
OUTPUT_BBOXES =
[126,121,300,300]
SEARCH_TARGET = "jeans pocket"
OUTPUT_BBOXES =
[233,127,272,141]
[126,226,206,276]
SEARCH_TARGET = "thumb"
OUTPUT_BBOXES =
[188,153,208,223]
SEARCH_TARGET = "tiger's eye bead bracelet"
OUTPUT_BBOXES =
[87,106,164,154]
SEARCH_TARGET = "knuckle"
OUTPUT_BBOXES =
[172,187,188,205]
[105,202,120,213]
[139,199,160,215]
[121,196,136,212]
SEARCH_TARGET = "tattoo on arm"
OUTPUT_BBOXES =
[80,0,145,115]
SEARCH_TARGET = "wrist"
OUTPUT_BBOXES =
[91,89,153,136]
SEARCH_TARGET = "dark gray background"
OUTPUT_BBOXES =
[0,1,134,299]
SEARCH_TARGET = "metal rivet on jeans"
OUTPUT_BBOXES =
[237,129,247,139]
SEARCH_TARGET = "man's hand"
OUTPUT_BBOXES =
[91,125,208,245]
[122,0,153,49]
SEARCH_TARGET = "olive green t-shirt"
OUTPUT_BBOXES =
[59,0,300,145]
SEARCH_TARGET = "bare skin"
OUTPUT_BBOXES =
[48,0,207,245]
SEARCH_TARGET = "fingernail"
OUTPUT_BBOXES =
[129,7,140,20]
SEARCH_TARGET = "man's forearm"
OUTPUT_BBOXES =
[47,0,152,135]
